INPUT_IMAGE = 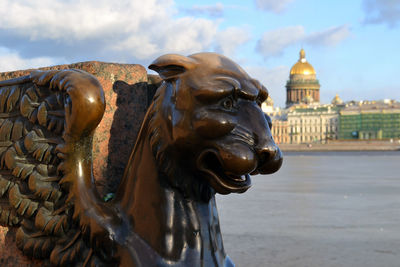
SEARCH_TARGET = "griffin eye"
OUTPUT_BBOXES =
[222,98,233,110]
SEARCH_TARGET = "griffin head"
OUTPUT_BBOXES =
[148,52,283,197]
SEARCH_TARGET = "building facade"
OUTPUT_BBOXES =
[270,117,289,144]
[268,105,340,144]
[338,100,400,140]
[286,106,339,144]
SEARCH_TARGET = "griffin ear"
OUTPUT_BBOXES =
[149,54,197,80]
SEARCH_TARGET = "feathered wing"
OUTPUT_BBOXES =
[0,69,116,266]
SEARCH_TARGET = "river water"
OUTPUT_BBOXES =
[217,151,400,267]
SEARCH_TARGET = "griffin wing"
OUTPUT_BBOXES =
[0,69,115,266]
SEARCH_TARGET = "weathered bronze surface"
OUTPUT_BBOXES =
[0,53,282,266]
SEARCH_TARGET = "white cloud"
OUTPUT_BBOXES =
[0,47,60,72]
[362,0,400,27]
[112,17,218,60]
[0,0,222,67]
[0,0,163,41]
[256,26,305,57]
[254,0,295,13]
[306,25,351,46]
[214,27,251,57]
[183,3,224,17]
[245,65,290,107]
[256,25,351,58]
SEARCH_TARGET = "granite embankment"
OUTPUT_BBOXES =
[278,140,400,152]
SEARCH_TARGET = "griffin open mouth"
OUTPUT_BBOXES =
[197,149,252,194]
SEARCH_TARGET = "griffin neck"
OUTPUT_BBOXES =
[114,119,229,266]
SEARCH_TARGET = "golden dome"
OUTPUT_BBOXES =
[290,49,316,75]
[331,94,343,105]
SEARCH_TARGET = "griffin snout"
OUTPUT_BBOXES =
[237,103,283,176]
[254,140,283,175]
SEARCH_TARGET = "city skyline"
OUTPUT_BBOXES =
[0,0,399,107]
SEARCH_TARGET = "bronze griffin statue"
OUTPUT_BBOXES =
[0,53,282,266]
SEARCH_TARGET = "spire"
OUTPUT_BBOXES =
[299,48,306,63]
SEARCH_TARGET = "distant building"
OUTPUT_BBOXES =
[261,95,274,113]
[266,48,400,144]
[269,111,289,144]
[286,49,320,107]
[286,105,338,144]
[268,49,336,144]
[331,94,344,106]
[338,100,400,140]
[270,118,289,144]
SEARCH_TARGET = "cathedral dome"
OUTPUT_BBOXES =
[290,49,316,75]
[331,94,344,105]
[286,49,320,107]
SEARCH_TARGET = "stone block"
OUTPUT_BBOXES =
[0,61,159,265]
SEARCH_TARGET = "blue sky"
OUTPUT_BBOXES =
[0,0,399,107]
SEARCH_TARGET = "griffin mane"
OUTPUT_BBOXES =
[148,82,170,174]
[147,81,213,201]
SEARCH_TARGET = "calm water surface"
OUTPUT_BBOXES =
[217,151,400,267]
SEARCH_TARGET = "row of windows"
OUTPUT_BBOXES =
[340,115,400,121]
[340,121,400,125]
[272,129,289,135]
[291,127,337,133]
[340,124,400,129]
[339,134,400,139]
[340,129,400,134]
[289,118,338,124]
